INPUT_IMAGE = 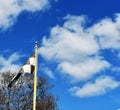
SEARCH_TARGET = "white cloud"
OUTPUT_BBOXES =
[40,64,55,79]
[44,67,55,79]
[0,52,22,72]
[69,76,120,97]
[40,15,111,82]
[0,0,49,30]
[40,25,99,61]
[63,14,87,33]
[89,14,120,49]
[58,57,110,82]
[39,14,120,96]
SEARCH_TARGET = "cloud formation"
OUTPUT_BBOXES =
[40,15,112,82]
[89,14,120,50]
[0,52,21,72]
[69,76,120,97]
[39,14,120,97]
[0,0,49,30]
[39,64,55,79]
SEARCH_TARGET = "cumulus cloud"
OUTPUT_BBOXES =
[39,14,120,97]
[0,0,49,30]
[0,52,22,72]
[89,14,120,49]
[58,57,110,81]
[69,76,120,97]
[39,14,113,82]
[40,25,99,61]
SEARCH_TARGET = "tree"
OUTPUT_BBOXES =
[0,71,59,110]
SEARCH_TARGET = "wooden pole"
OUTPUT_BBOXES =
[33,41,38,110]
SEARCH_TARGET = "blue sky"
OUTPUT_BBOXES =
[1,0,120,110]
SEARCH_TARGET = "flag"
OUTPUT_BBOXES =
[8,53,35,87]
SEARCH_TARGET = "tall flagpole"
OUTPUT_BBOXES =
[33,41,38,110]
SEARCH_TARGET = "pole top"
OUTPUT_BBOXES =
[35,41,38,45]
[35,41,38,48]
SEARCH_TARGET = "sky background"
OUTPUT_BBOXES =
[0,0,120,110]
